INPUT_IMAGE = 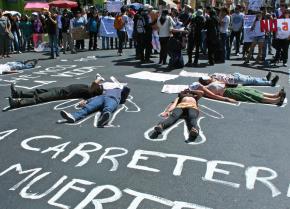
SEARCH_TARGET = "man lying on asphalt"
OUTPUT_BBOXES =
[209,71,279,86]
[60,75,130,127]
[7,74,104,109]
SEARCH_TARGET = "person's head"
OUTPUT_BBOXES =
[198,76,213,85]
[76,10,81,18]
[256,12,262,20]
[120,6,127,14]
[161,9,169,16]
[220,7,229,16]
[90,82,104,95]
[63,9,68,16]
[285,9,290,18]
[235,5,240,13]
[196,9,203,17]
[0,9,3,17]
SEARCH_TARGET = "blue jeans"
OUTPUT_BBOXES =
[49,34,59,58]
[263,34,272,59]
[71,95,119,121]
[102,36,110,49]
[233,73,271,86]
[6,61,34,71]
[220,33,230,60]
[12,31,20,52]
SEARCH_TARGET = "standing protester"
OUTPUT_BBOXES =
[19,15,33,52]
[157,10,175,65]
[71,11,87,51]
[45,11,59,59]
[0,9,11,58]
[32,14,44,49]
[244,13,265,64]
[10,15,21,54]
[57,11,63,47]
[114,7,128,56]
[219,8,230,60]
[100,11,110,50]
[205,8,219,65]
[272,9,290,67]
[230,6,244,56]
[61,10,74,54]
[187,9,205,66]
[88,12,100,51]
[262,12,273,60]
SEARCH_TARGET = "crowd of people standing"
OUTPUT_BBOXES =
[0,3,289,67]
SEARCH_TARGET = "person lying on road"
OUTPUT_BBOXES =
[0,59,38,75]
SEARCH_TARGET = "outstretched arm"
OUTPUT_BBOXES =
[161,98,179,117]
[201,86,237,103]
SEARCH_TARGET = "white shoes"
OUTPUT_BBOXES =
[96,73,105,81]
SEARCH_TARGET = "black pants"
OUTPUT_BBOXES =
[230,31,242,54]
[15,87,68,107]
[117,30,126,53]
[187,38,194,63]
[207,42,216,64]
[89,32,98,50]
[159,108,199,131]
[76,40,84,50]
[274,39,290,64]
[159,37,169,64]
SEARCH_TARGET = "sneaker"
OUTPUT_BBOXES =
[235,53,240,56]
[97,112,111,127]
[271,75,279,87]
[144,59,154,63]
[266,71,272,81]
[187,129,199,142]
[60,110,76,123]
[243,60,249,64]
[283,63,288,67]
[8,97,20,108]
[96,73,105,81]
[10,83,18,98]
[149,126,163,139]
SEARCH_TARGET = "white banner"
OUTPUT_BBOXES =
[106,1,123,13]
[276,18,290,39]
[243,15,257,43]
[99,17,117,38]
[248,0,263,11]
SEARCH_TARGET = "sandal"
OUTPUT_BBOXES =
[188,128,199,142]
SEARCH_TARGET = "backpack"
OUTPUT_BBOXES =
[136,17,146,34]
[114,15,124,30]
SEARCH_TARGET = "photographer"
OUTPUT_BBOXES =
[45,11,59,59]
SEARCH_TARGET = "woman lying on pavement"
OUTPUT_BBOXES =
[194,77,286,106]
[149,88,229,141]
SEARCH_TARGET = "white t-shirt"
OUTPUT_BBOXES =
[157,16,175,37]
[219,15,230,33]
[212,73,235,84]
[0,64,12,75]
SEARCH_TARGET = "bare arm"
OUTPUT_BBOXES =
[161,98,179,117]
[201,86,237,103]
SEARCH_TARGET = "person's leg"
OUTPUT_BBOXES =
[257,41,264,63]
[233,73,271,86]
[71,96,105,121]
[89,32,93,50]
[106,37,109,49]
[158,108,183,130]
[102,36,105,49]
[48,34,54,58]
[102,96,119,113]
[220,33,226,60]
[163,37,169,64]
[194,40,200,64]
[281,39,289,64]
[207,43,214,65]
[159,37,165,63]
[13,31,20,52]
[187,38,194,64]
[54,34,59,56]
[185,108,199,140]
[236,31,241,54]
[245,42,256,62]
[62,33,67,54]
[225,33,230,59]
[262,96,280,104]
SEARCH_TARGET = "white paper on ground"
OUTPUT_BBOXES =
[126,71,179,82]
[179,70,209,78]
[161,84,189,93]
[102,82,127,90]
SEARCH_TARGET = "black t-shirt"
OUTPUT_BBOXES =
[45,16,57,35]
[62,84,93,99]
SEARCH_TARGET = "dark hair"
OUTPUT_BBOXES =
[159,10,168,25]
[90,83,103,95]
[198,77,210,85]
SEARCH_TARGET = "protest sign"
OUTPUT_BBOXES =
[106,1,123,13]
[243,15,257,42]
[71,27,89,40]
[99,17,117,38]
[276,18,290,39]
[248,0,263,11]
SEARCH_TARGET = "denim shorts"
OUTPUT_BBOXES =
[253,36,265,43]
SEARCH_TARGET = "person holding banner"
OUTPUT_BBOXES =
[244,12,265,65]
[61,10,74,54]
[272,9,290,67]
[71,10,87,51]
[88,12,100,51]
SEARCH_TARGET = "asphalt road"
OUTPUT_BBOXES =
[0,47,289,209]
